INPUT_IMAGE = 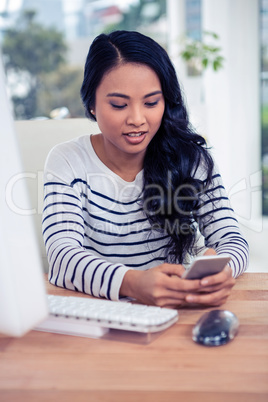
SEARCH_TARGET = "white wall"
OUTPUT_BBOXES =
[202,0,261,228]
[167,0,267,272]
[202,0,266,272]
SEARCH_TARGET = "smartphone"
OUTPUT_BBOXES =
[182,255,231,280]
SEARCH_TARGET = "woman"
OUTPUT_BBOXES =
[42,30,249,308]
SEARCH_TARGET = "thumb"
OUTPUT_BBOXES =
[203,248,217,256]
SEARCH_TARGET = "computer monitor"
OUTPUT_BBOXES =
[0,54,48,337]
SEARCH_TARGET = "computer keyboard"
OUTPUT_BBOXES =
[39,294,178,335]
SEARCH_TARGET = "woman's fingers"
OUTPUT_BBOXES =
[161,263,186,277]
[185,285,233,306]
[197,266,235,295]
[120,262,235,308]
[203,248,217,256]
[184,264,235,306]
[200,265,234,287]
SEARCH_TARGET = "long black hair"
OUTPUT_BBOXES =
[80,30,214,264]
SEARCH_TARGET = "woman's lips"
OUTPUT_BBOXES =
[123,131,147,144]
[124,131,146,137]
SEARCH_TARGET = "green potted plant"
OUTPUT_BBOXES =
[180,31,224,76]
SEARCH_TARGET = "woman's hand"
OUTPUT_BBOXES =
[184,248,236,306]
[185,265,235,306]
[120,248,235,308]
[120,263,201,308]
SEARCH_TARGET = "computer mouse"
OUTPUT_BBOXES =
[192,309,239,346]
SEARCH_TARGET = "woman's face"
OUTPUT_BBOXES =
[94,62,165,161]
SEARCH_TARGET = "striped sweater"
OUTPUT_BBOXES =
[42,135,249,300]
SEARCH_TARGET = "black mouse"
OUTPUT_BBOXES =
[192,309,239,346]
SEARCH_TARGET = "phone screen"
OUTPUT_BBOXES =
[182,255,231,280]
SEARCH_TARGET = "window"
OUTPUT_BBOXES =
[0,0,167,121]
[184,0,202,76]
[185,0,202,41]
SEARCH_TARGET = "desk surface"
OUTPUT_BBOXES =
[1,272,268,402]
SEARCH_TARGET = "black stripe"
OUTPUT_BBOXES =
[216,250,241,277]
[63,250,86,288]
[71,178,142,205]
[90,261,107,296]
[84,233,169,247]
[107,266,121,300]
[100,266,110,291]
[47,239,81,260]
[204,185,225,195]
[43,201,82,213]
[205,225,239,242]
[124,256,166,268]
[81,258,100,293]
[82,207,148,226]
[197,207,234,220]
[44,181,69,187]
[44,229,83,246]
[220,232,247,241]
[197,196,229,210]
[44,191,80,202]
[49,244,72,281]
[215,240,249,263]
[71,255,90,285]
[201,216,238,230]
[84,219,151,237]
[84,243,168,259]
[54,246,78,285]
[220,233,249,247]
[42,211,83,225]
[48,242,73,269]
[43,220,84,236]
[84,196,143,215]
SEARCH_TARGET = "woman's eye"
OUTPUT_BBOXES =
[145,101,158,107]
[111,103,127,109]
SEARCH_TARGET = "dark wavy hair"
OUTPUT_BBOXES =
[80,30,214,263]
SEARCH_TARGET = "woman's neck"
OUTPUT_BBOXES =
[91,134,144,182]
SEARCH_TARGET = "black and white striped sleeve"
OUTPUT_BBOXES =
[195,169,249,277]
[42,148,131,301]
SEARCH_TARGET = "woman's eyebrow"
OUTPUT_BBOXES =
[106,93,129,99]
[106,90,162,99]
[144,90,163,99]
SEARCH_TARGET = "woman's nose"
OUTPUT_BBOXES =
[126,106,146,127]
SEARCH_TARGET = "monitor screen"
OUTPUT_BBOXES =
[0,54,48,337]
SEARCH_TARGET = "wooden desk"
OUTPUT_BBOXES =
[0,273,268,402]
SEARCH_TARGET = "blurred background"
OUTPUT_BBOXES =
[0,0,267,272]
